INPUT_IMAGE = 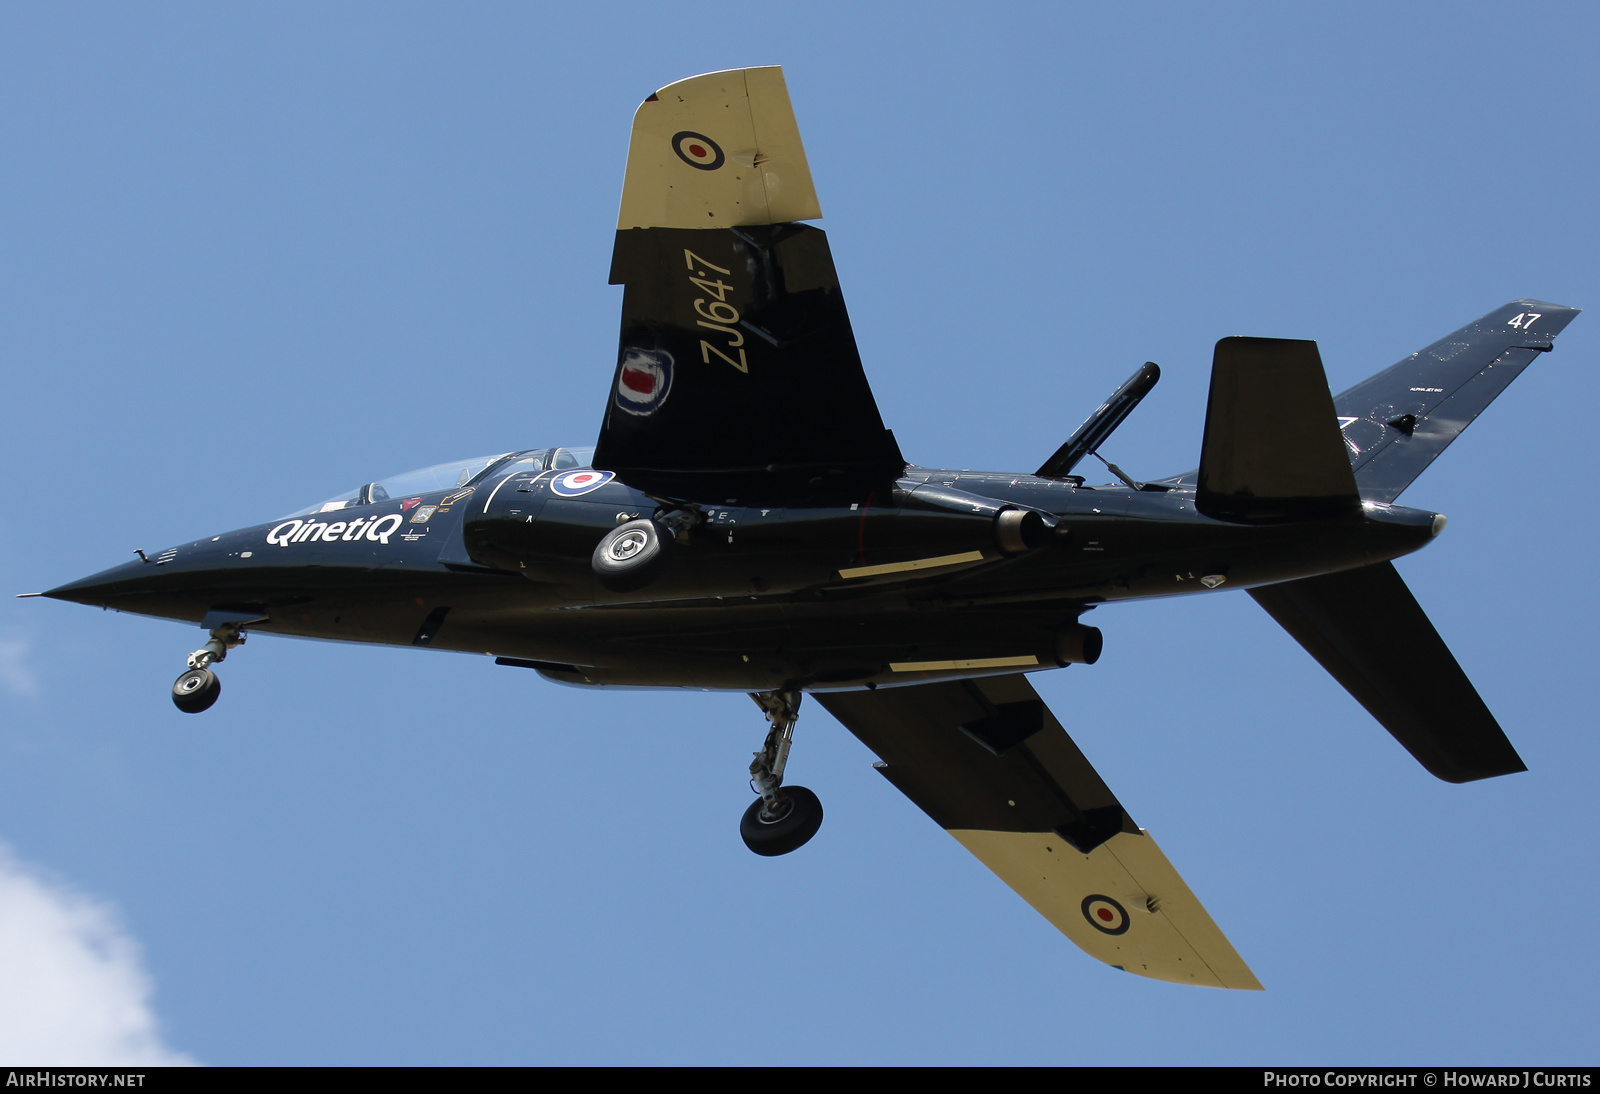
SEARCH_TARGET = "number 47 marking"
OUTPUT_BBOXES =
[1508,312,1543,328]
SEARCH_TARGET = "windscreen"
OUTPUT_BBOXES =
[287,454,511,517]
[284,448,597,517]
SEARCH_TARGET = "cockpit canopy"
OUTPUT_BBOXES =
[290,447,596,516]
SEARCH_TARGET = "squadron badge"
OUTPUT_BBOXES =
[614,347,673,417]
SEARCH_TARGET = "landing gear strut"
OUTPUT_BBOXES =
[740,689,823,856]
[171,622,247,714]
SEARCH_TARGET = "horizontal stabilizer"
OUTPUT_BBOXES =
[1336,301,1580,503]
[1197,338,1360,523]
[817,676,1262,989]
[1249,561,1525,783]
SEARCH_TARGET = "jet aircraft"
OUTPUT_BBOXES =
[29,67,1579,989]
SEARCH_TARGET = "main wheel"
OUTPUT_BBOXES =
[740,786,823,857]
[172,667,221,714]
[592,518,671,590]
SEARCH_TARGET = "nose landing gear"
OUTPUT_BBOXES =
[741,689,823,856]
[171,621,249,714]
[171,666,220,713]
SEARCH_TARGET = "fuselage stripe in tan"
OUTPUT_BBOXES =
[889,655,1039,673]
[838,550,985,580]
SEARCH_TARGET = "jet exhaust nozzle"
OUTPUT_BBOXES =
[1056,624,1103,666]
[995,508,1053,554]
[897,483,1055,555]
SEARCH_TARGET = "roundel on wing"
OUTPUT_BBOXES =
[1081,894,1131,935]
[671,131,725,171]
[550,470,616,497]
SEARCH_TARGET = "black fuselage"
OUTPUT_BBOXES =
[46,458,1440,691]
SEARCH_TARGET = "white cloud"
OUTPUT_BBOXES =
[0,845,196,1065]
[0,633,37,697]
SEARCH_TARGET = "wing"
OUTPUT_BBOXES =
[594,67,903,504]
[814,676,1263,989]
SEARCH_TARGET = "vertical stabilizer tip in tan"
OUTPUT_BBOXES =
[617,67,822,230]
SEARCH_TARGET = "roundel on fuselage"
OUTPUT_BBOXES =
[550,470,615,497]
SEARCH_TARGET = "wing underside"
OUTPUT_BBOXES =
[815,676,1262,989]
[594,67,902,504]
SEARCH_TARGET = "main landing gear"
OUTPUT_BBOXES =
[170,622,247,714]
[741,689,823,856]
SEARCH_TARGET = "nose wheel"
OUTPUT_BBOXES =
[172,667,221,713]
[741,689,823,856]
[170,620,249,714]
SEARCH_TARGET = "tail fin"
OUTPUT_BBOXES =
[1337,301,1580,503]
[1196,337,1361,523]
[1249,561,1525,783]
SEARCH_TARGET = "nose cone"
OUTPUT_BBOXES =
[41,546,240,628]
[43,557,163,607]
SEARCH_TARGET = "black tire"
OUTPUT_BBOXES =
[172,667,221,714]
[740,785,824,857]
[592,518,671,591]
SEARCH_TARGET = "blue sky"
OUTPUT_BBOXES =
[1,1,1596,1064]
